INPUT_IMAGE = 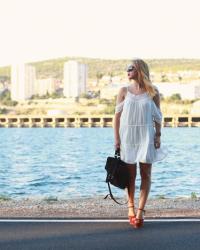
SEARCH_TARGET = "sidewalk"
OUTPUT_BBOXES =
[0,196,199,218]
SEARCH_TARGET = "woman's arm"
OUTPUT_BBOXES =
[113,87,126,150]
[153,88,162,148]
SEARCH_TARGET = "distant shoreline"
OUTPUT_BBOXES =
[0,197,199,218]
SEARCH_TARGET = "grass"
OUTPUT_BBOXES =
[43,196,58,203]
[191,192,198,199]
[156,195,165,199]
[0,195,12,201]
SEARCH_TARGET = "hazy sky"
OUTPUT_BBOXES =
[0,0,200,66]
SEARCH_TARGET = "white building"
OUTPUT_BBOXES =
[11,64,36,101]
[154,81,200,100]
[63,61,87,98]
[100,81,200,100]
[35,78,57,96]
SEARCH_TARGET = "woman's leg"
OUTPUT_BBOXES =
[126,163,137,216]
[136,162,152,219]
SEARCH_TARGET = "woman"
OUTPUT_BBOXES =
[114,58,167,229]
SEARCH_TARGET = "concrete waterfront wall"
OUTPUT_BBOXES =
[0,115,200,128]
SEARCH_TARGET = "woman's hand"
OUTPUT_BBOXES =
[154,135,161,149]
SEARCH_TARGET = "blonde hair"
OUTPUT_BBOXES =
[131,58,157,98]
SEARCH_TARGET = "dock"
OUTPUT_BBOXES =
[0,115,200,128]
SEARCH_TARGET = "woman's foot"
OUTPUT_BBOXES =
[128,205,136,225]
[134,208,145,229]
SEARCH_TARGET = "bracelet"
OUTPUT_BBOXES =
[155,132,161,137]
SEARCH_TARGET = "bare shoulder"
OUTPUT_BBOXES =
[116,86,127,101]
[118,86,127,94]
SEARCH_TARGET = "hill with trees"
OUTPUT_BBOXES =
[0,57,200,80]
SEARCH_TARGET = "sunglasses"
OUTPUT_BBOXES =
[126,65,137,72]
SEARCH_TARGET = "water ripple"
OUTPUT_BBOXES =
[0,127,199,199]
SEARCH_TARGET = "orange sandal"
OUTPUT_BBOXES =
[134,208,145,229]
[128,205,136,225]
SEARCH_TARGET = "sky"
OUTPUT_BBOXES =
[0,0,200,66]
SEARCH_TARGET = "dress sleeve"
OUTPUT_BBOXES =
[115,100,125,113]
[152,101,162,124]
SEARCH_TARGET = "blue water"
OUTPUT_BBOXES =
[0,127,199,200]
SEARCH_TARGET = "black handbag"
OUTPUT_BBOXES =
[104,148,130,205]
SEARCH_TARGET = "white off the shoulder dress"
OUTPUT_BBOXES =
[115,85,167,164]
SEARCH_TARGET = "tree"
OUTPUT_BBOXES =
[178,75,183,82]
[0,89,17,106]
[96,72,103,84]
[169,93,181,101]
[161,73,169,82]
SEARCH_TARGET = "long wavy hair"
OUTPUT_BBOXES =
[131,58,157,98]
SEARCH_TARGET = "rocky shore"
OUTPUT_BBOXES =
[0,196,200,218]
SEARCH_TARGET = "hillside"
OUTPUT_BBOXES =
[0,57,200,80]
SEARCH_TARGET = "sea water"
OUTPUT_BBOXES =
[0,127,199,200]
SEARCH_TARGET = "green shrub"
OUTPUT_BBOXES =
[181,109,189,114]
[87,102,95,106]
[0,90,18,106]
[80,93,91,99]
[0,194,11,201]
[0,108,7,114]
[103,105,115,114]
[169,93,182,101]
[43,196,58,202]
[191,192,197,199]
[1,99,18,106]
[156,195,165,199]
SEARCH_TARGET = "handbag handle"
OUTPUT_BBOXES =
[115,148,120,159]
[104,182,128,205]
